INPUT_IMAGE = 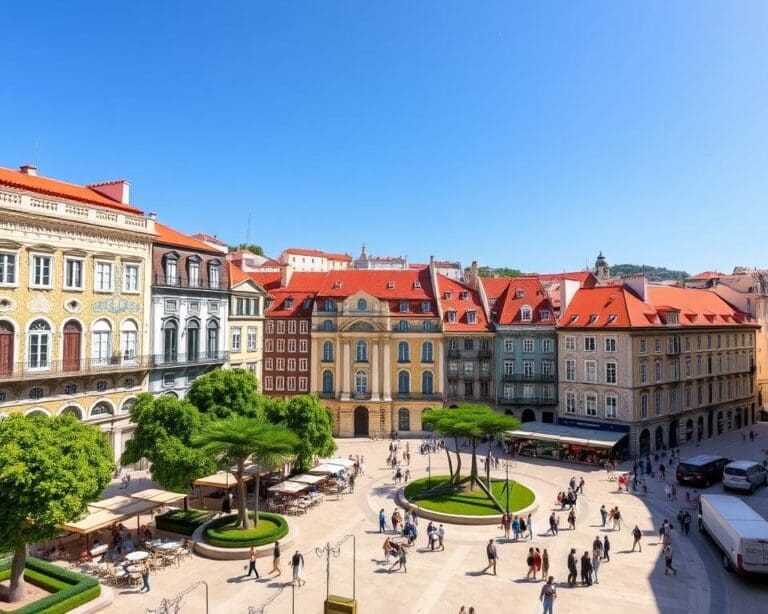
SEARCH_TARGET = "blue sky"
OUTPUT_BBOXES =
[1,1,767,275]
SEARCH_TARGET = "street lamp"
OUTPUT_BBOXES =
[427,447,432,488]
[314,534,356,601]
[502,460,513,514]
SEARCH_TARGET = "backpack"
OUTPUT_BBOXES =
[520,519,527,531]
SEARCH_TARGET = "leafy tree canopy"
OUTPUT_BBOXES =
[265,396,336,471]
[229,243,264,256]
[187,368,264,419]
[477,267,525,278]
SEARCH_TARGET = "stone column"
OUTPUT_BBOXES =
[371,341,380,401]
[342,341,351,400]
[437,341,444,394]
[382,342,392,401]
[335,338,342,399]
[310,338,319,393]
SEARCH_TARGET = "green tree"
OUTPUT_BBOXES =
[478,267,525,278]
[192,417,299,528]
[0,414,114,603]
[264,396,336,471]
[228,243,264,256]
[187,368,264,419]
[121,394,217,495]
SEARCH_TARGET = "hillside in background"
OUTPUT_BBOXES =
[611,264,689,281]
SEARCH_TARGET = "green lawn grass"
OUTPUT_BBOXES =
[204,512,288,547]
[404,476,535,516]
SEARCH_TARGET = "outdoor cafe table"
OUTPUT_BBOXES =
[153,541,182,551]
[125,551,149,562]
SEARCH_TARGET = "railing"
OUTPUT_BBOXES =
[478,371,492,379]
[478,349,492,359]
[0,355,152,382]
[153,274,227,290]
[502,373,556,383]
[447,349,461,359]
[392,323,438,333]
[498,396,555,406]
[352,392,371,400]
[152,351,229,366]
[319,392,335,399]
[393,392,442,400]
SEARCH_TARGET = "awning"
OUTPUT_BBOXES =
[290,473,327,485]
[62,509,128,534]
[193,471,251,489]
[318,457,355,469]
[129,488,186,506]
[267,480,310,494]
[505,423,628,449]
[308,463,347,475]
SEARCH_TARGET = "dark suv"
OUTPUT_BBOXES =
[676,454,731,488]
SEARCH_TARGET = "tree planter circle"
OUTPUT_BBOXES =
[193,513,298,560]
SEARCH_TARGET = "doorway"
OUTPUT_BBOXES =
[353,406,369,437]
[63,321,82,372]
[0,321,13,376]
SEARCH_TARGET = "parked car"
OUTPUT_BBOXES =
[698,494,768,575]
[723,461,768,493]
[676,454,731,488]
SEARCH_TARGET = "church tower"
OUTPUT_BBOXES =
[594,251,610,282]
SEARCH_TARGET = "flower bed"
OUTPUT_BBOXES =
[155,508,214,536]
[0,556,100,613]
[203,512,288,548]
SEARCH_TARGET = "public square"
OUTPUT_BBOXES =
[102,422,768,614]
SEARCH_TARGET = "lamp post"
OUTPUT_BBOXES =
[502,460,512,514]
[427,447,432,488]
[314,534,356,601]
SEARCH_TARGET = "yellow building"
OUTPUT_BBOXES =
[226,262,267,381]
[309,268,443,437]
[0,165,154,462]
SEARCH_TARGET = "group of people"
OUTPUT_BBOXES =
[598,504,623,531]
[525,546,549,581]
[387,441,410,468]
[500,512,533,541]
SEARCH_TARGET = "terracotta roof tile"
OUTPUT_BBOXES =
[481,277,556,326]
[437,275,492,332]
[154,222,224,253]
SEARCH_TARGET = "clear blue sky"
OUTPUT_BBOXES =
[2,1,767,275]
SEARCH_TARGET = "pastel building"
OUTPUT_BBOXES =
[226,262,267,380]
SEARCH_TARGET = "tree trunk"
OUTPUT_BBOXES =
[443,445,454,482]
[452,436,462,485]
[485,438,493,487]
[253,465,261,525]
[236,461,251,530]
[475,475,504,512]
[6,543,26,603]
[183,496,189,512]
[469,439,479,490]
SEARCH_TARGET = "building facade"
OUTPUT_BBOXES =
[148,223,229,398]
[558,276,758,456]
[226,262,266,381]
[0,165,154,462]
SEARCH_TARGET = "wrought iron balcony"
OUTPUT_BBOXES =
[447,349,461,359]
[393,392,442,400]
[152,351,229,367]
[153,274,227,290]
[478,349,492,359]
[502,373,556,383]
[498,396,555,406]
[0,355,152,382]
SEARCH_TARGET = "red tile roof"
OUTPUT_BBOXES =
[227,262,250,287]
[192,232,228,246]
[325,252,352,262]
[154,222,224,253]
[0,166,142,214]
[437,275,492,332]
[248,271,283,291]
[481,277,557,326]
[536,271,597,287]
[265,289,316,318]
[559,284,753,329]
[689,271,724,280]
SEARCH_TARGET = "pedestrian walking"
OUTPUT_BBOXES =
[567,549,577,587]
[534,547,542,578]
[527,513,533,540]
[542,549,550,577]
[663,545,677,575]
[379,508,386,533]
[270,541,282,576]
[580,551,592,586]
[502,512,511,540]
[140,560,150,593]
[512,515,521,540]
[540,576,557,614]
[246,546,259,578]
[603,535,610,562]
[592,549,601,584]
[526,547,536,580]
[632,525,642,552]
[483,539,498,575]
[547,512,558,536]
[592,536,602,558]
[613,507,622,531]
[578,477,585,493]
[567,509,576,530]
[600,504,608,527]
[437,524,446,551]
[290,550,305,587]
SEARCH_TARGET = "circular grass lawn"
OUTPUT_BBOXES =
[403,476,535,516]
[204,512,288,548]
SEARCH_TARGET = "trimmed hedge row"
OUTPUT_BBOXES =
[204,512,288,548]
[155,508,214,536]
[0,556,100,613]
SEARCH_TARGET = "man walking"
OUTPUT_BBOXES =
[540,576,557,614]
[592,548,601,584]
[580,551,592,586]
[632,525,643,552]
[603,535,611,562]
[663,544,677,575]
[290,550,305,587]
[567,548,577,587]
[483,539,498,575]
[379,508,386,533]
[140,560,150,593]
[246,545,259,578]
[437,524,446,551]
[547,512,558,536]
[600,504,608,527]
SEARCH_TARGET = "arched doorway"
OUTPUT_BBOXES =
[354,406,369,437]
[521,409,536,423]
[0,321,13,376]
[639,428,650,457]
[655,426,664,451]
[62,320,82,372]
[669,420,679,448]
[685,419,694,442]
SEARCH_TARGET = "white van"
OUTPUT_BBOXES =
[698,494,768,575]
[723,461,768,493]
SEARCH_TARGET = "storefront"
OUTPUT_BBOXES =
[505,422,629,465]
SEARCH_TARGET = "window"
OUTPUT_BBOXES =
[355,370,367,394]
[288,321,296,334]
[357,298,367,311]
[188,260,200,287]
[276,376,285,390]
[398,371,410,394]
[684,336,691,352]
[265,358,273,370]
[584,337,596,352]
[356,340,368,362]
[504,338,514,353]
[421,301,431,313]
[655,338,662,353]
[277,321,285,334]
[523,339,534,353]
[247,328,257,351]
[231,327,242,351]
[64,258,84,290]
[96,380,107,392]
[299,339,308,352]
[206,320,219,358]
[585,394,597,417]
[465,381,474,396]
[322,341,333,361]
[446,310,457,323]
[464,338,474,351]
[463,361,474,376]
[605,395,617,419]
[163,372,175,387]
[422,371,433,394]
[397,320,409,332]
[654,360,662,382]
[27,320,51,369]
[421,341,433,362]
[265,339,274,352]
[564,336,575,351]
[400,301,409,313]
[540,310,552,320]
[31,254,52,288]
[655,389,663,415]
[669,388,678,413]
[299,358,308,371]
[503,360,514,375]
[466,310,477,324]
[94,261,113,291]
[639,360,649,384]
[91,401,113,416]
[605,361,617,384]
[520,306,532,321]
[565,391,577,413]
[542,338,553,353]
[424,320,434,331]
[209,300,219,314]
[519,359,532,378]
[685,385,692,408]
[264,376,273,390]
[91,319,112,366]
[605,337,616,352]
[565,359,576,381]
[640,393,649,419]
[522,383,535,399]
[207,262,220,288]
[165,299,178,313]
[120,320,138,363]
[0,252,17,286]
[287,339,296,352]
[639,337,647,353]
[276,339,285,352]
[321,320,334,332]
[322,370,334,393]
[398,408,410,430]
[685,356,691,378]
[63,383,77,395]
[300,321,309,334]
[163,320,178,362]
[542,360,554,376]
[276,358,285,371]
[585,360,597,383]
[287,358,296,371]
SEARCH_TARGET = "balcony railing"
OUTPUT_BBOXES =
[319,392,335,399]
[352,392,371,400]
[153,274,227,290]
[0,355,152,382]
[152,351,229,367]
[478,349,492,359]
[478,371,492,379]
[393,392,442,400]
[498,396,555,406]
[502,373,556,383]
[447,349,461,359]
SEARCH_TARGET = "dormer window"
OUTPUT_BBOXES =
[323,298,335,311]
[588,314,599,324]
[569,314,579,324]
[459,291,469,300]
[399,301,409,313]
[332,280,342,289]
[421,301,431,313]
[467,310,477,324]
[540,309,551,320]
[446,309,457,323]
[516,289,525,299]
[208,262,220,288]
[187,257,200,288]
[444,291,452,299]
[666,312,679,325]
[520,305,532,321]
[413,281,421,289]
[606,314,617,324]
[357,298,367,311]
[489,297,497,306]
[387,281,395,289]
[164,255,178,285]
[303,298,312,310]
[284,297,294,309]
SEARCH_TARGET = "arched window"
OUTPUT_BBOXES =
[322,370,334,394]
[28,319,52,370]
[357,298,367,311]
[322,341,334,362]
[398,320,409,332]
[421,341,433,363]
[186,319,200,360]
[398,370,410,394]
[356,340,368,362]
[163,320,178,362]
[120,319,138,363]
[422,371,434,395]
[163,254,179,285]
[121,398,136,413]
[91,401,114,417]
[398,408,410,431]
[60,406,83,420]
[187,256,201,288]
[355,370,367,394]
[29,386,44,400]
[324,299,335,312]
[206,320,219,358]
[398,341,409,362]
[91,319,112,367]
[322,320,334,331]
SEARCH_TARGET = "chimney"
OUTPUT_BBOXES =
[19,165,37,176]
[562,278,580,312]
[280,263,293,288]
[624,274,647,302]
[88,180,131,205]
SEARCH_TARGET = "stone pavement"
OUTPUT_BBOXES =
[103,424,768,614]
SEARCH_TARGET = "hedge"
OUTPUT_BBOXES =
[155,508,214,536]
[0,556,100,613]
[204,512,288,548]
